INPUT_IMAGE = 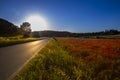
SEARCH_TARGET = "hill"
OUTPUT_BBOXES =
[32,30,120,38]
[0,18,21,37]
[32,30,71,37]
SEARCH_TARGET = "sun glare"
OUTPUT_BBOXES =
[24,14,49,31]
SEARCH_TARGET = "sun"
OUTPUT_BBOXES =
[24,14,49,31]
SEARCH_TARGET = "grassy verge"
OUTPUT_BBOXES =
[15,39,86,80]
[14,38,120,80]
[0,37,41,47]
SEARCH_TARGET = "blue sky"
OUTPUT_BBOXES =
[0,0,120,32]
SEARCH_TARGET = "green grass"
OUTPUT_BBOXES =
[0,37,41,47]
[14,39,120,80]
[15,39,86,80]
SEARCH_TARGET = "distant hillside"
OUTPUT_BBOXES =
[32,29,120,38]
[0,18,21,37]
[32,30,71,37]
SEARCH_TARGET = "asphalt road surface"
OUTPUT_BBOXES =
[0,38,50,80]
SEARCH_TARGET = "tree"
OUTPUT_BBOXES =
[20,22,31,37]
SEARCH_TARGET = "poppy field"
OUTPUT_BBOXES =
[61,38,120,59]
[60,38,120,79]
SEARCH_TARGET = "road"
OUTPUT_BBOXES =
[0,38,50,80]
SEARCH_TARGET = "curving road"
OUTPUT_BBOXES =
[0,38,50,80]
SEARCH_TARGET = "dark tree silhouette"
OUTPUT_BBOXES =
[20,22,31,37]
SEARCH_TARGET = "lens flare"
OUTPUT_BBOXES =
[24,14,49,31]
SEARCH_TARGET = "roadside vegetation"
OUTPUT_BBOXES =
[15,38,120,80]
[0,18,41,47]
[0,36,40,47]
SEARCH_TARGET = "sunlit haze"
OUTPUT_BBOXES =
[23,14,50,31]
